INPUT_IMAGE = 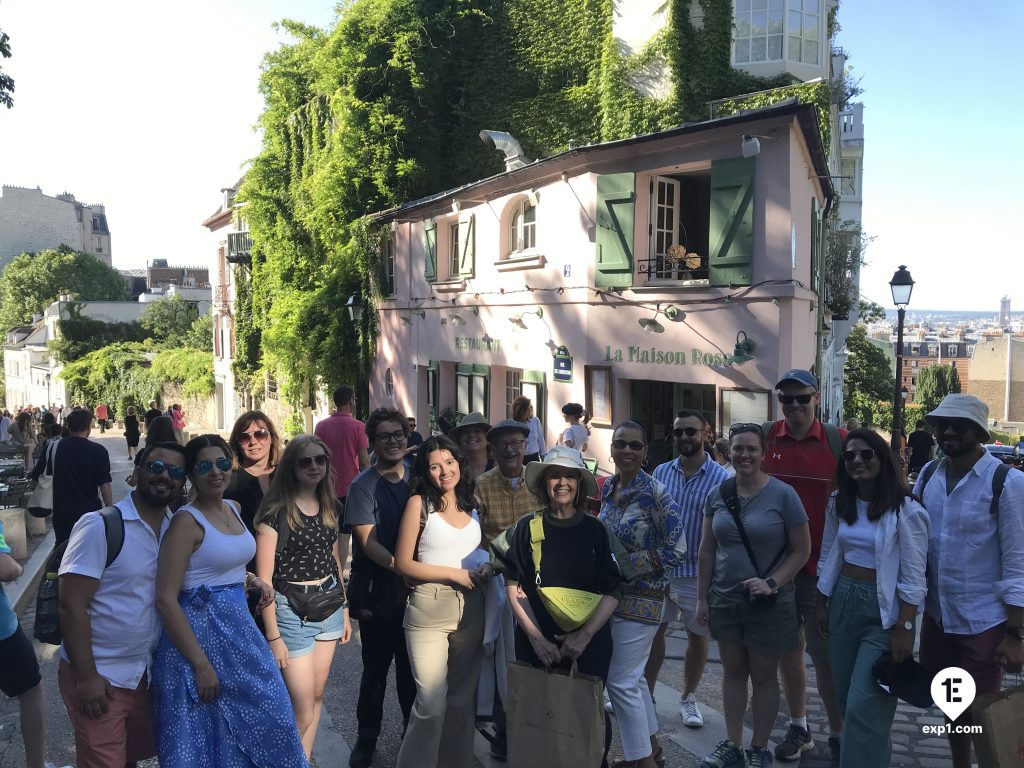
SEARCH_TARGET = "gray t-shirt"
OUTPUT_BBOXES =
[704,476,807,604]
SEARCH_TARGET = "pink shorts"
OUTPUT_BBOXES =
[58,659,156,768]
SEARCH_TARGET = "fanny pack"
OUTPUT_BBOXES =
[275,575,346,623]
[530,515,602,632]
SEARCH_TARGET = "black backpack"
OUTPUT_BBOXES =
[917,459,1015,517]
[34,506,125,645]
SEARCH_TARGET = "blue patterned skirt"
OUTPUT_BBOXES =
[153,583,308,768]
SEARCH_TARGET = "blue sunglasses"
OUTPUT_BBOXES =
[194,457,233,476]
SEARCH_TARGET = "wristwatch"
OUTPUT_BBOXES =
[901,620,914,632]
[1005,626,1024,641]
[765,577,778,594]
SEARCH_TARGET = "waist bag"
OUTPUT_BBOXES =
[530,515,602,633]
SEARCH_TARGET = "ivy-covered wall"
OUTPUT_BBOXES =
[242,0,834,410]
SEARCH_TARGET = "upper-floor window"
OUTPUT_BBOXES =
[447,222,460,278]
[928,344,938,357]
[733,0,821,66]
[947,344,958,357]
[383,237,396,296]
[425,215,475,283]
[509,199,536,253]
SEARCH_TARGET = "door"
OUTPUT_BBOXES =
[630,380,675,469]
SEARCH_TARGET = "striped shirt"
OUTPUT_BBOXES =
[653,453,729,578]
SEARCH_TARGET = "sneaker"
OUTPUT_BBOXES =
[489,730,507,762]
[773,724,813,761]
[349,736,377,768]
[680,693,704,728]
[700,739,745,768]
[604,693,614,714]
[827,736,841,767]
[746,747,774,767]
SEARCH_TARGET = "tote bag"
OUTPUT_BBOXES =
[27,439,58,518]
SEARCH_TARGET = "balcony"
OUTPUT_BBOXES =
[637,249,709,285]
[227,231,252,265]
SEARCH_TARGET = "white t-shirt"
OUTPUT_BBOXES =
[561,424,589,450]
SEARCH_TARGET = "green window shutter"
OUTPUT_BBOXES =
[595,172,635,288]
[424,222,437,282]
[709,157,755,287]
[458,215,475,278]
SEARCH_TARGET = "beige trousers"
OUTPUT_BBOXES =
[396,583,485,768]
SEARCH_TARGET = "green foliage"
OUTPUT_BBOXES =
[824,219,874,320]
[139,295,201,346]
[857,298,886,324]
[0,30,12,109]
[50,314,148,364]
[183,312,213,353]
[844,325,895,404]
[915,364,962,415]
[151,348,216,399]
[710,80,834,150]
[0,246,126,331]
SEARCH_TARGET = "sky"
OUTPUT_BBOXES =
[0,0,1020,312]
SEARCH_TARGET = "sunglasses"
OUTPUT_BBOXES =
[145,460,186,480]
[931,418,973,434]
[842,448,877,463]
[375,429,407,444]
[297,454,329,469]
[672,427,701,438]
[729,423,765,439]
[612,439,646,451]
[239,429,270,444]
[777,393,815,405]
[194,457,233,476]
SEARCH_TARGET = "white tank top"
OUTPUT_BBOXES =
[416,502,482,569]
[180,501,255,590]
[837,499,878,570]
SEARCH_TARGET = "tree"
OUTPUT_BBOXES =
[857,298,886,324]
[824,218,874,320]
[915,364,961,414]
[139,295,201,346]
[0,30,13,109]
[0,246,126,332]
[183,312,213,352]
[844,324,895,405]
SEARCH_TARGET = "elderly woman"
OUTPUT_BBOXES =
[492,445,623,766]
[600,421,686,768]
[696,424,810,768]
[449,411,493,483]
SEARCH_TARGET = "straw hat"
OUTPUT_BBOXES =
[449,411,492,442]
[524,445,599,502]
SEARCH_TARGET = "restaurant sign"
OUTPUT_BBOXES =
[604,345,732,368]
[455,336,501,351]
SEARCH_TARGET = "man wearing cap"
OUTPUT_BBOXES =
[474,419,545,761]
[914,394,1024,768]
[761,369,845,764]
[450,412,493,482]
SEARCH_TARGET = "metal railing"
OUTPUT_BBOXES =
[637,254,709,283]
[227,231,252,264]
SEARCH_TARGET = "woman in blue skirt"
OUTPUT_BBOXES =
[154,434,308,768]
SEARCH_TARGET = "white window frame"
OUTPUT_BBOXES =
[508,199,537,254]
[786,0,821,65]
[447,221,460,278]
[732,0,821,67]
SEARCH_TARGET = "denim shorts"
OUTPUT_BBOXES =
[273,588,346,658]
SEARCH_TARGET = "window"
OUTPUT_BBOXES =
[733,0,819,66]
[509,199,536,253]
[427,360,439,429]
[383,237,395,296]
[642,173,710,282]
[947,344,958,357]
[385,368,394,397]
[721,390,770,427]
[928,344,938,357]
[505,369,522,418]
[266,373,278,400]
[448,222,460,278]
[911,344,920,355]
[456,363,489,420]
[585,366,613,426]
[911,360,918,369]
[787,0,820,65]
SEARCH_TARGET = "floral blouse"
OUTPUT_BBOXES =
[599,471,686,594]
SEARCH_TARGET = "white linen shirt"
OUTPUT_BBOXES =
[816,494,930,629]
[914,452,1024,634]
[59,494,171,690]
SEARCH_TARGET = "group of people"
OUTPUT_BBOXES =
[2,370,1021,768]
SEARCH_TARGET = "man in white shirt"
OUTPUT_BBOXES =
[57,442,187,768]
[915,395,1024,768]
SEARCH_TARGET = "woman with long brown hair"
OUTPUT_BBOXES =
[225,410,282,537]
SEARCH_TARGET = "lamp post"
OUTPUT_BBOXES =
[889,265,915,454]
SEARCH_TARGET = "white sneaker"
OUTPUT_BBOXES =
[680,693,704,728]
[604,693,614,714]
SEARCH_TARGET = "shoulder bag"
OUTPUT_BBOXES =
[27,439,59,518]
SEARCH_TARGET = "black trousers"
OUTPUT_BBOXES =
[355,615,416,740]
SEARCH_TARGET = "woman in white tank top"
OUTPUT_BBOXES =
[153,434,307,767]
[394,435,492,768]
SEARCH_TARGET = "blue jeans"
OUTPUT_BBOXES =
[827,574,897,768]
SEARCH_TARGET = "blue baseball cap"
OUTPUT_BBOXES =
[775,369,818,390]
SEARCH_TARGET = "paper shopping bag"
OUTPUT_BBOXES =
[507,661,605,768]
[972,685,1024,767]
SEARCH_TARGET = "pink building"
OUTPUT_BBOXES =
[368,102,834,469]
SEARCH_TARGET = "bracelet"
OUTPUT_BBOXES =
[266,635,281,642]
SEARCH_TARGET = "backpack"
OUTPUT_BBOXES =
[762,420,842,460]
[916,459,1015,517]
[34,506,125,645]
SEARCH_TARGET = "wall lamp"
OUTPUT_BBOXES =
[638,304,686,334]
[741,133,776,158]
[728,331,756,364]
[448,306,479,326]
[346,294,362,322]
[509,307,544,329]
[400,310,426,325]
[451,200,462,214]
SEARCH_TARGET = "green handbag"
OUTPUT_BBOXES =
[530,515,603,633]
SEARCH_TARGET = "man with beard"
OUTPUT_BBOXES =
[57,442,187,768]
[474,419,545,760]
[646,409,729,728]
[345,409,416,768]
[915,395,1024,768]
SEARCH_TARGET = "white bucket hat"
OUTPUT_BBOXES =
[524,445,599,502]
[925,394,991,442]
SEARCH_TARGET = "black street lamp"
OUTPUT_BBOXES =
[890,265,915,454]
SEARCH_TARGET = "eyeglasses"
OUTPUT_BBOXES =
[777,393,815,405]
[842,448,877,463]
[729,423,765,439]
[145,460,186,480]
[672,427,701,438]
[496,439,526,450]
[194,457,233,476]
[612,439,646,451]
[375,429,407,444]
[297,454,329,469]
[239,429,270,444]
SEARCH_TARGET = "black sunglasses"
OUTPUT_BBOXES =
[672,427,701,438]
[145,459,185,480]
[842,448,877,463]
[297,454,329,469]
[777,393,815,405]
[612,439,646,451]
[729,423,765,439]
[931,418,973,434]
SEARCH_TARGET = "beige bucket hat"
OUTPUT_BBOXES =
[524,445,599,502]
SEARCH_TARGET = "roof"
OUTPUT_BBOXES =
[369,100,832,222]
